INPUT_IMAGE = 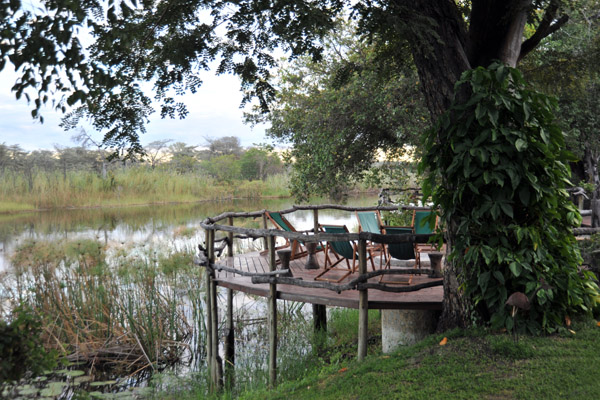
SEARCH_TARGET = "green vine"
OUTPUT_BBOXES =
[421,62,600,334]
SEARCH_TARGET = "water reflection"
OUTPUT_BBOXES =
[0,196,378,271]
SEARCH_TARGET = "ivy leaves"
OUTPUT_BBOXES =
[422,61,599,334]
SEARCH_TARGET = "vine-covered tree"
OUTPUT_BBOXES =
[1,0,596,331]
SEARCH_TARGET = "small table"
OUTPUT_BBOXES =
[304,242,320,269]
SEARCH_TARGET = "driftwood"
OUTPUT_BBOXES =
[574,227,600,235]
[199,222,435,244]
[202,204,433,224]
[213,264,290,277]
[250,268,440,293]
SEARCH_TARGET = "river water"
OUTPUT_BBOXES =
[0,196,379,272]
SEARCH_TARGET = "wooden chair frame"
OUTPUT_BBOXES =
[315,224,379,283]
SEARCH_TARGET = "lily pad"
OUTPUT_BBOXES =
[90,380,118,387]
[18,387,39,396]
[74,376,93,384]
[65,369,86,377]
[40,382,67,397]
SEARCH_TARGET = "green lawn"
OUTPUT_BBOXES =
[238,319,600,400]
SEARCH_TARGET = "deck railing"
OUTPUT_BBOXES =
[198,204,443,390]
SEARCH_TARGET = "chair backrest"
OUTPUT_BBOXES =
[322,225,355,260]
[413,210,436,235]
[356,211,382,234]
[385,227,415,260]
[267,211,296,232]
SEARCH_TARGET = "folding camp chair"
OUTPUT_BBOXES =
[265,211,322,260]
[356,210,387,267]
[380,226,415,285]
[412,210,441,268]
[314,224,378,283]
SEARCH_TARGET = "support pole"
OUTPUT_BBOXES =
[357,239,368,361]
[312,209,327,335]
[262,212,269,250]
[224,288,235,388]
[204,229,214,389]
[227,216,234,258]
[313,304,327,333]
[207,229,223,390]
[268,235,278,388]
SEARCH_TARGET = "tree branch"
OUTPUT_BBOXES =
[519,3,569,62]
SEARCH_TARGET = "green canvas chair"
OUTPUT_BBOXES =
[356,210,387,268]
[411,209,440,268]
[315,224,377,283]
[381,226,415,285]
[265,211,322,260]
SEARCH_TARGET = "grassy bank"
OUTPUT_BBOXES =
[0,167,291,213]
[231,319,600,400]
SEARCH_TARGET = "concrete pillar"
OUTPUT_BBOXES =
[381,309,437,353]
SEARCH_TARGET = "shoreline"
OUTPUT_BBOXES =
[0,189,380,216]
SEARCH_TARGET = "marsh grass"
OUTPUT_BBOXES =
[0,167,291,211]
[2,238,206,376]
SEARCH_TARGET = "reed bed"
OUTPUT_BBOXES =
[2,238,207,375]
[0,167,291,211]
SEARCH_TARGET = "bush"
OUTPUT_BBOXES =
[0,305,57,384]
[422,62,600,334]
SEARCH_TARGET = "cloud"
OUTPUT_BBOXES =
[0,67,269,150]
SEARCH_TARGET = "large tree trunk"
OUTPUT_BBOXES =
[402,0,534,330]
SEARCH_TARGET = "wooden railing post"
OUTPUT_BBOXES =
[227,216,234,258]
[312,209,327,334]
[224,288,235,388]
[262,212,269,250]
[357,238,368,361]
[204,228,214,389]
[268,235,278,388]
[207,228,223,390]
[224,216,235,388]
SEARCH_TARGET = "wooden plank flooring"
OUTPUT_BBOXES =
[214,251,443,310]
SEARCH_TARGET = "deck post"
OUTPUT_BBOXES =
[357,238,368,361]
[204,228,214,390]
[313,304,327,333]
[262,212,269,250]
[224,288,235,388]
[311,209,327,334]
[207,228,223,390]
[267,235,278,387]
[227,216,234,258]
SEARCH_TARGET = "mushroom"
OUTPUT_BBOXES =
[506,292,530,317]
[506,291,531,342]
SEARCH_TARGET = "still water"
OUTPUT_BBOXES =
[0,196,379,272]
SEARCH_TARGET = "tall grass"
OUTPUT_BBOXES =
[0,167,291,211]
[1,238,207,375]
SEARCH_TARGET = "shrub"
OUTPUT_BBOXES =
[422,62,600,334]
[0,305,58,384]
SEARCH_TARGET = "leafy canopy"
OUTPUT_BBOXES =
[256,20,428,200]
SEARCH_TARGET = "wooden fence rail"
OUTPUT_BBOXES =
[199,204,443,391]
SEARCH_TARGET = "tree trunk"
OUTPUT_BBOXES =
[584,148,600,227]
[403,0,533,330]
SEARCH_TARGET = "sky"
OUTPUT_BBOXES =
[0,67,272,151]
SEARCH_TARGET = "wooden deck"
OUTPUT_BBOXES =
[214,251,443,310]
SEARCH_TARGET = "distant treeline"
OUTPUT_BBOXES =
[0,137,289,211]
